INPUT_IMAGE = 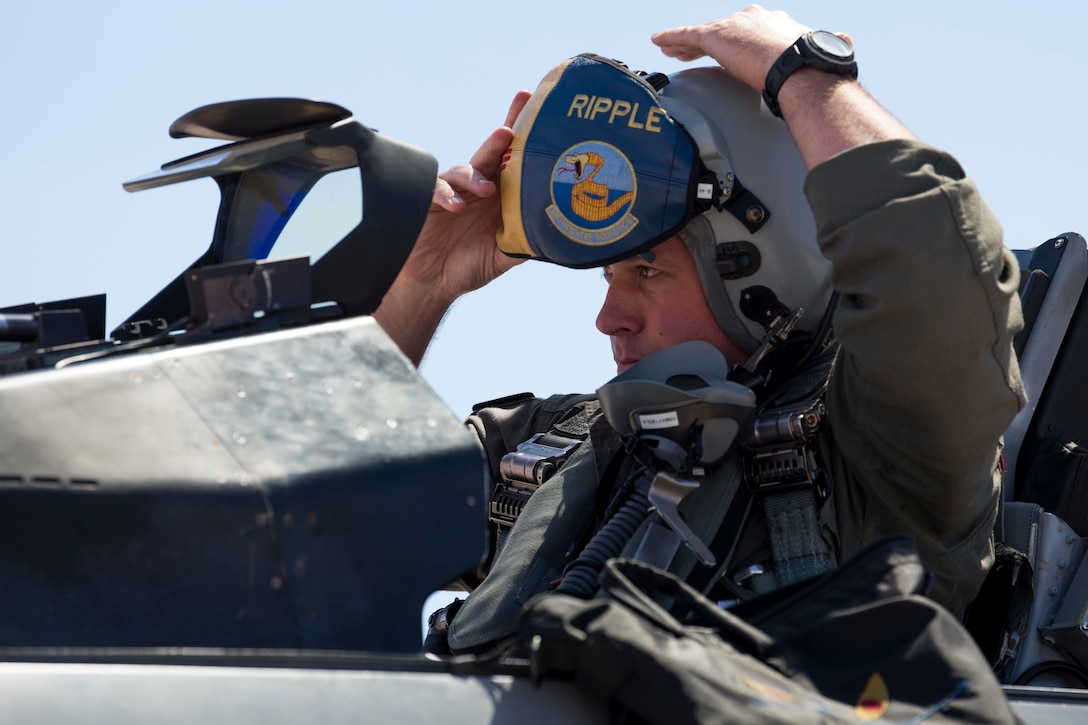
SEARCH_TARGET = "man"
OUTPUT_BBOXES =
[374,6,1025,653]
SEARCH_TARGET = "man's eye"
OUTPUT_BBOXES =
[602,266,614,282]
[638,266,661,279]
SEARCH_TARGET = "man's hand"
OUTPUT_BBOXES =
[404,90,531,303]
[373,91,531,365]
[652,5,912,168]
[651,5,813,92]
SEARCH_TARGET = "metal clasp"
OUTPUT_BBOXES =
[647,471,717,567]
[743,399,827,499]
[490,433,582,531]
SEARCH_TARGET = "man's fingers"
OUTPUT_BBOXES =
[503,90,532,128]
[432,177,465,211]
[439,163,477,189]
[467,126,515,182]
[656,47,707,62]
[429,90,532,212]
[434,151,503,211]
[650,27,705,60]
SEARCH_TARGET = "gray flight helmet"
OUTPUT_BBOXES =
[659,67,833,357]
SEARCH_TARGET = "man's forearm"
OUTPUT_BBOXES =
[776,69,916,170]
[372,279,456,367]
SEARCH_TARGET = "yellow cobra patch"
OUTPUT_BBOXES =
[855,672,890,720]
[546,140,639,246]
[565,150,634,222]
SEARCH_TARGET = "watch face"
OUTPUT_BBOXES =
[809,30,853,60]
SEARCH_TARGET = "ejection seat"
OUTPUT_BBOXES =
[983,232,1088,688]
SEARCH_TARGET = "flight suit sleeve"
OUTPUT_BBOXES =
[804,139,1027,617]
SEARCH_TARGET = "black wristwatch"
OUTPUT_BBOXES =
[762,30,858,118]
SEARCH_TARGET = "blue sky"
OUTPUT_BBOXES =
[2,1,1086,416]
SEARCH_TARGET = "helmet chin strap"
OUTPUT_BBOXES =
[735,291,840,389]
[740,306,805,375]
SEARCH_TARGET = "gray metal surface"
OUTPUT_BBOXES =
[1003,234,1088,492]
[1005,684,1088,724]
[1007,509,1088,685]
[0,316,487,652]
[0,662,606,725]
[0,659,1082,724]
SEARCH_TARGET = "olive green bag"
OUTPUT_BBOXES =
[517,535,1021,724]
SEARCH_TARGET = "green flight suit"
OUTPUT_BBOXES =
[447,139,1026,652]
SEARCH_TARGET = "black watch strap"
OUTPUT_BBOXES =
[762,31,858,119]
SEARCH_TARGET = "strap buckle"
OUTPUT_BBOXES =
[490,433,582,530]
[745,444,826,499]
[743,399,827,499]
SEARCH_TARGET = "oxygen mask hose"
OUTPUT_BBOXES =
[556,341,757,598]
[554,450,658,599]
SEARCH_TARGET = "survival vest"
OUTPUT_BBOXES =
[431,350,838,655]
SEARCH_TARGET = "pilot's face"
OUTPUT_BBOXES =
[596,235,744,374]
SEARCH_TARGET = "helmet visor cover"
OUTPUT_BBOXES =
[496,54,716,268]
[497,55,832,357]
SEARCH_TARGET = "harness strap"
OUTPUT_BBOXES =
[684,468,752,597]
[764,488,834,585]
[744,351,839,588]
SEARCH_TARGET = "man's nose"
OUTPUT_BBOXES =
[595,281,639,336]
